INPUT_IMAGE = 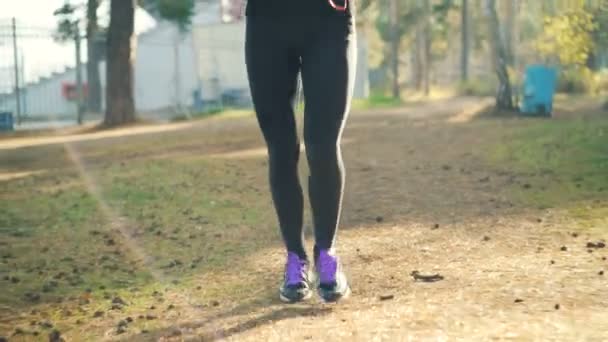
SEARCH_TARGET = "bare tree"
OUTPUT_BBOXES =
[486,0,514,110]
[104,0,136,126]
[461,0,470,82]
[422,0,431,95]
[86,0,102,114]
[390,0,400,98]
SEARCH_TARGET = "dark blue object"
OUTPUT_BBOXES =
[0,111,14,131]
[521,65,558,116]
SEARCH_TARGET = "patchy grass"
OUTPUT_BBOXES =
[2,98,607,340]
[486,116,608,230]
[352,92,402,110]
[0,121,278,339]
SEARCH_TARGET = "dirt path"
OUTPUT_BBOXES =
[1,98,607,341]
[135,98,606,341]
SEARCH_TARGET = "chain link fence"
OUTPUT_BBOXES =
[0,18,86,129]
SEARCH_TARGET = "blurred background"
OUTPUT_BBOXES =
[0,0,606,130]
[1,1,608,341]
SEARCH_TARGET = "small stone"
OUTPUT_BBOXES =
[141,329,149,334]
[554,304,560,310]
[483,236,491,241]
[125,317,133,323]
[93,311,104,318]
[375,216,384,223]
[145,314,157,320]
[211,300,220,307]
[196,286,202,290]
[24,292,41,302]
[571,232,578,238]
[112,297,127,306]
[379,294,394,301]
[587,241,606,249]
[599,270,604,276]
[550,260,555,265]
[560,246,567,251]
[39,321,53,329]
[49,329,63,342]
[522,183,532,189]
[42,281,59,293]
[169,329,182,337]
[117,320,128,327]
[10,276,20,283]
[514,299,524,303]
[167,304,175,310]
[432,224,440,229]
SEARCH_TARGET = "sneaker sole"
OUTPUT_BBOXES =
[279,290,313,303]
[318,285,351,303]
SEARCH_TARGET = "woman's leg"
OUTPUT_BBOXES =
[245,18,307,260]
[301,16,356,258]
[300,15,356,302]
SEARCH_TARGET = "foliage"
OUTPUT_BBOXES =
[590,6,608,49]
[457,78,498,97]
[487,115,608,210]
[140,0,196,32]
[53,3,80,42]
[557,67,600,94]
[536,9,597,66]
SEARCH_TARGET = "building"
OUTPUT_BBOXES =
[0,2,369,123]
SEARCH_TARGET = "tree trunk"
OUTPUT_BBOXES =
[390,0,400,98]
[105,0,136,126]
[413,26,423,90]
[461,0,470,82]
[86,0,102,114]
[503,0,515,66]
[486,0,513,110]
[422,0,431,95]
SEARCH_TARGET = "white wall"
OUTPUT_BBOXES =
[2,22,201,119]
[192,21,370,102]
[134,22,199,113]
[193,22,248,101]
[0,66,83,119]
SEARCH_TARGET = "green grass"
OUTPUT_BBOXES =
[0,130,276,338]
[486,116,608,229]
[352,92,402,110]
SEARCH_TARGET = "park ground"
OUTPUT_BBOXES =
[0,96,607,341]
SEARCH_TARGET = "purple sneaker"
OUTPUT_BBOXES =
[279,252,312,303]
[316,249,350,302]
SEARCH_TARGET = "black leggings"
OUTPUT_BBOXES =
[245,15,356,260]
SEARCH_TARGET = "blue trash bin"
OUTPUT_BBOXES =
[0,111,14,131]
[520,65,558,117]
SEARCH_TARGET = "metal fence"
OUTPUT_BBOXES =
[0,18,87,129]
[0,16,259,130]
